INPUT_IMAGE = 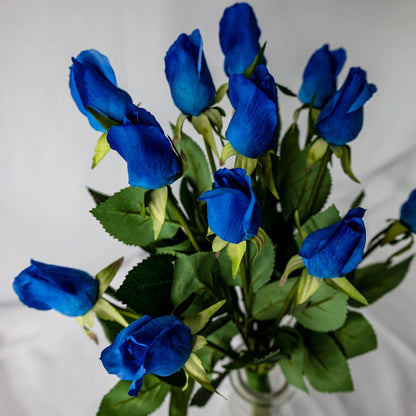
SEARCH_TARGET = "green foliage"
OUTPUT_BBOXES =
[97,377,169,416]
[169,380,195,416]
[302,331,353,392]
[116,255,175,316]
[252,278,298,321]
[95,257,124,296]
[224,349,287,370]
[92,133,110,169]
[276,328,308,392]
[332,311,377,358]
[348,256,414,307]
[295,283,348,332]
[91,187,179,247]
[300,204,340,237]
[88,187,109,205]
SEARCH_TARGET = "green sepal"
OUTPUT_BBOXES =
[92,133,110,169]
[227,240,247,278]
[211,83,229,105]
[350,190,365,209]
[192,335,208,352]
[331,144,360,183]
[95,257,124,296]
[191,114,219,158]
[212,236,228,252]
[97,376,170,416]
[93,298,129,327]
[242,42,267,78]
[280,254,304,286]
[76,311,98,343]
[306,138,328,172]
[259,152,279,200]
[235,154,257,175]
[295,269,322,306]
[220,142,238,165]
[248,227,267,254]
[325,277,368,305]
[183,300,226,335]
[86,106,121,131]
[149,186,168,240]
[183,353,216,393]
[204,108,223,131]
[174,113,187,143]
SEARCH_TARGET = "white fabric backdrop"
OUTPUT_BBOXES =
[1,0,416,415]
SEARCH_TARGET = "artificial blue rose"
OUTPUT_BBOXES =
[198,168,261,244]
[219,2,264,76]
[100,315,193,396]
[226,64,278,158]
[316,67,377,145]
[400,189,416,233]
[298,44,346,109]
[165,29,215,116]
[107,105,182,189]
[69,49,133,132]
[13,260,99,317]
[299,208,366,278]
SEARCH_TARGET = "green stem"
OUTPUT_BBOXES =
[167,194,201,252]
[204,140,217,175]
[245,369,271,393]
[206,341,238,359]
[240,250,254,348]
[304,146,331,219]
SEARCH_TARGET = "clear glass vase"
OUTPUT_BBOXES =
[224,366,295,416]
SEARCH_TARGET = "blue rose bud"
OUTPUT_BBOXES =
[100,315,193,396]
[107,105,182,189]
[298,44,346,109]
[316,67,377,145]
[219,3,264,76]
[165,29,215,116]
[69,49,133,132]
[13,260,99,317]
[198,168,261,244]
[400,189,416,233]
[226,64,278,158]
[299,208,366,278]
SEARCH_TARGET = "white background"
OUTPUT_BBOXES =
[1,0,416,415]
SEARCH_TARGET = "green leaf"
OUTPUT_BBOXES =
[332,311,377,358]
[93,298,129,327]
[91,187,179,247]
[258,152,279,200]
[98,318,127,343]
[183,353,215,392]
[171,252,218,307]
[97,376,170,416]
[295,269,322,306]
[183,300,226,335]
[295,283,348,332]
[277,123,299,186]
[173,127,211,196]
[276,328,308,392]
[169,379,195,416]
[191,114,219,157]
[301,204,340,236]
[325,277,368,305]
[88,187,110,205]
[348,256,414,306]
[190,372,228,407]
[96,257,124,296]
[252,278,298,321]
[149,186,168,240]
[302,331,353,392]
[224,349,288,371]
[279,144,332,222]
[86,106,121,131]
[116,254,175,316]
[211,83,229,105]
[158,370,187,388]
[276,83,297,97]
[92,133,110,169]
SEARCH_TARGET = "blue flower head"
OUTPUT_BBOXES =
[400,189,416,233]
[165,29,215,116]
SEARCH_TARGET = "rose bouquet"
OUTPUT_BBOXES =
[12,2,415,415]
